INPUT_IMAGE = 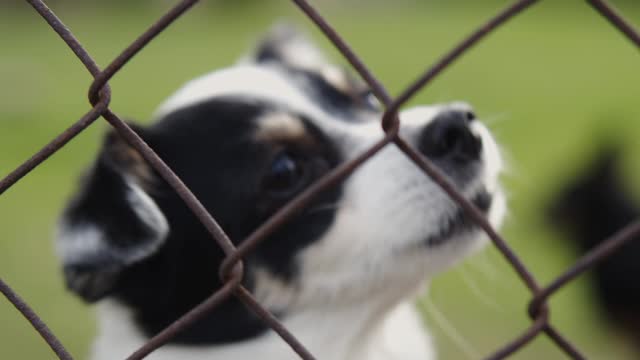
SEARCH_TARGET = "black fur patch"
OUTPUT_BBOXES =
[62,97,342,344]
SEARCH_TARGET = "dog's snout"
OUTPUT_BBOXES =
[419,110,482,163]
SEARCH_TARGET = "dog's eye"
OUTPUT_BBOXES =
[263,151,306,195]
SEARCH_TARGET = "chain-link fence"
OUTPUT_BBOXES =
[1,0,640,359]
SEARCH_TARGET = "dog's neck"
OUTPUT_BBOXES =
[91,296,434,360]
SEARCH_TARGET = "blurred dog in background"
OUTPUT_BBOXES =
[548,146,640,348]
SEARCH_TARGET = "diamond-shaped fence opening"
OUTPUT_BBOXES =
[1,0,640,359]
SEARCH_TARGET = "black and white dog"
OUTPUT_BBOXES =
[57,26,505,360]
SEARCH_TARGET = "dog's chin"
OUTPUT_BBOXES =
[422,188,493,248]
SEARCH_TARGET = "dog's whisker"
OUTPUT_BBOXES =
[458,265,503,312]
[419,297,478,360]
[465,247,500,282]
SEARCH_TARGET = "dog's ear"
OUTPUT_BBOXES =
[248,24,332,71]
[57,125,169,302]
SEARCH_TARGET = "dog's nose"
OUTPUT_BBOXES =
[419,109,482,163]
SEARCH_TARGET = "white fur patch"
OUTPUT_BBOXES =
[125,178,169,243]
[155,66,325,121]
[56,181,168,267]
[92,298,434,360]
[56,222,109,266]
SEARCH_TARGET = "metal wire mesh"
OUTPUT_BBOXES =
[1,0,639,359]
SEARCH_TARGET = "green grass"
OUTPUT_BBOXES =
[1,1,639,359]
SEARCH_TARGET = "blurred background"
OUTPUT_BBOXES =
[1,0,640,359]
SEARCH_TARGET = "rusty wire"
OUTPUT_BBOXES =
[1,0,639,359]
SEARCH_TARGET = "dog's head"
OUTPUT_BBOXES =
[57,25,505,344]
